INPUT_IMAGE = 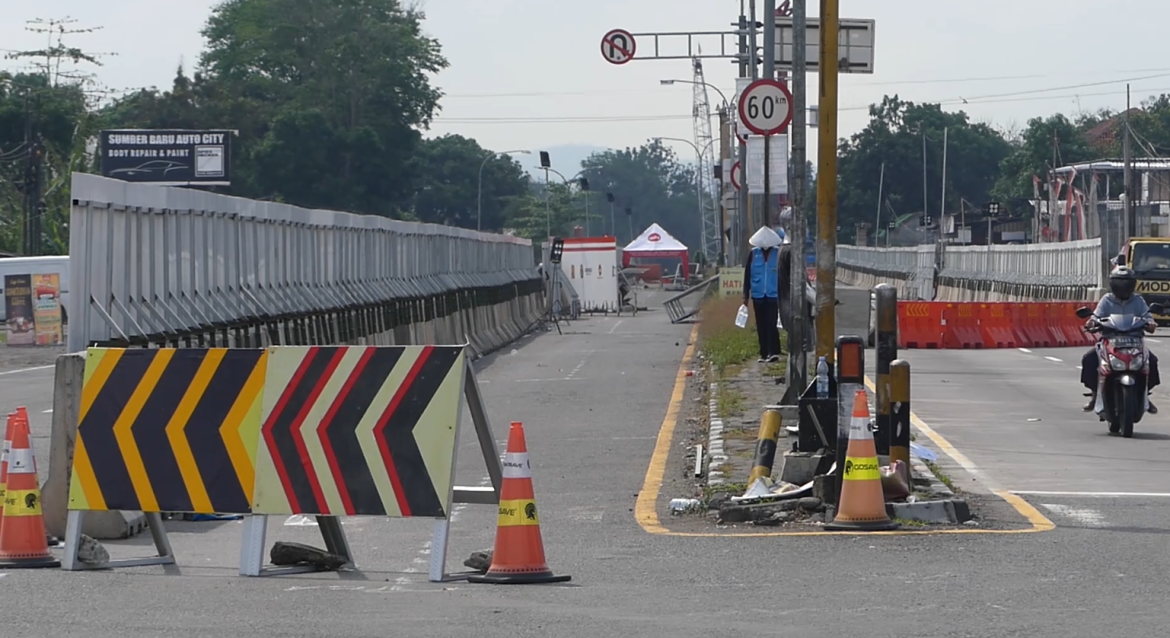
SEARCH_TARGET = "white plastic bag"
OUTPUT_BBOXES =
[777,312,784,330]
[735,304,749,329]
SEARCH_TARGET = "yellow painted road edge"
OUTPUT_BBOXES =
[634,330,1055,537]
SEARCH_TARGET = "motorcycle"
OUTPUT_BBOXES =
[1076,303,1165,438]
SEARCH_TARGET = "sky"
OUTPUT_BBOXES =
[4,0,1170,173]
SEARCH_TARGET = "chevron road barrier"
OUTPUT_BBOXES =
[44,173,547,542]
[60,344,506,582]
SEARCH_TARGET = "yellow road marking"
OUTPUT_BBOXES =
[635,337,1055,537]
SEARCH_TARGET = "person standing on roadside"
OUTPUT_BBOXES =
[742,226,785,363]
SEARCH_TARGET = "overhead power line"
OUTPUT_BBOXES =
[435,84,1170,126]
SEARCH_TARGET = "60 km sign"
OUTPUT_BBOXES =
[738,79,794,136]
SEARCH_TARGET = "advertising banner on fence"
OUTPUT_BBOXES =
[99,129,233,186]
[32,273,63,346]
[4,274,34,346]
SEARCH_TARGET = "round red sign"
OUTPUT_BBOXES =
[648,233,661,242]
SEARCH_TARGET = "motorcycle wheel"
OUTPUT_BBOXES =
[1120,386,1137,439]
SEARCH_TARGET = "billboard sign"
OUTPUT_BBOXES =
[99,129,233,186]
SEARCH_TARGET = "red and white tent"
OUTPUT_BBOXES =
[622,223,689,276]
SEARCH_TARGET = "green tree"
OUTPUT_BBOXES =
[579,139,701,248]
[504,181,592,241]
[410,135,528,231]
[0,71,96,254]
[836,96,1011,241]
[992,113,1093,206]
[103,0,447,216]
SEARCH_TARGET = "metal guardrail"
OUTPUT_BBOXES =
[66,173,539,352]
[663,275,719,324]
[838,238,1103,301]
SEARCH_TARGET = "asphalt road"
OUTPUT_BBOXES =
[2,289,1170,637]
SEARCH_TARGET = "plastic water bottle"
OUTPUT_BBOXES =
[816,356,829,398]
[735,304,749,329]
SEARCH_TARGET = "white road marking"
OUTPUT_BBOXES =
[1149,338,1161,343]
[1016,490,1170,498]
[607,319,624,334]
[1045,356,1063,363]
[0,365,54,376]
[515,377,584,382]
[390,474,495,592]
[42,408,53,414]
[1040,503,1107,527]
[1075,366,1082,370]
[1018,348,1033,354]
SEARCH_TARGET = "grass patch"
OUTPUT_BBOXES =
[698,296,759,377]
[703,481,747,500]
[721,427,759,442]
[717,387,746,419]
[923,460,957,493]
[764,360,786,377]
[894,517,929,528]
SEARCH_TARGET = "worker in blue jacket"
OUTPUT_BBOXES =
[742,226,787,363]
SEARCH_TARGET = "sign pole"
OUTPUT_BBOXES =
[762,0,776,230]
[736,4,751,266]
[787,0,809,397]
[814,0,839,369]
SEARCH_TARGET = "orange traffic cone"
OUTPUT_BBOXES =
[468,422,570,585]
[0,413,13,535]
[825,390,900,532]
[0,411,59,567]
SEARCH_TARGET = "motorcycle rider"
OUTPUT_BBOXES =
[1081,266,1160,413]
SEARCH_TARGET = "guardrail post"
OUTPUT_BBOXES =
[890,360,911,471]
[874,284,898,456]
[746,409,782,485]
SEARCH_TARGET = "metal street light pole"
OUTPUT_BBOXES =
[542,167,590,237]
[478,149,530,231]
[659,78,731,112]
[656,136,718,261]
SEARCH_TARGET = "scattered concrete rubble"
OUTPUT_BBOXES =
[679,360,977,530]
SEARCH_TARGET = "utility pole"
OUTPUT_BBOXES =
[1123,83,1133,241]
[786,0,809,398]
[814,0,840,366]
[762,0,776,230]
[719,108,731,264]
[735,0,751,266]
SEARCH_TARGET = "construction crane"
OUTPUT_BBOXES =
[691,55,721,264]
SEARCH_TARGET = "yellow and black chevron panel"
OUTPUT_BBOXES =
[251,345,465,518]
[68,348,268,514]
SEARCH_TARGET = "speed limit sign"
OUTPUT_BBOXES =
[738,79,794,136]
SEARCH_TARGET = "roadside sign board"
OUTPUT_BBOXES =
[738,79,794,136]
[99,129,233,186]
[774,17,876,74]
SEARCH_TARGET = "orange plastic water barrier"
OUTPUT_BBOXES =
[896,301,1097,349]
[896,302,944,349]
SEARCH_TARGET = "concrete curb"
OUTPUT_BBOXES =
[887,499,973,525]
[909,455,955,498]
[705,377,727,487]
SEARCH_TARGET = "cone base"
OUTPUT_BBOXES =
[824,517,901,532]
[468,570,571,585]
[0,554,61,569]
